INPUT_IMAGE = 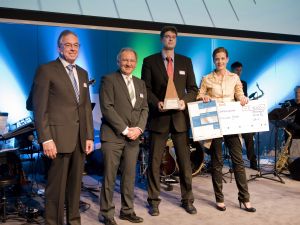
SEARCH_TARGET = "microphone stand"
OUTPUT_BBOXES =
[248,124,284,183]
[249,86,284,183]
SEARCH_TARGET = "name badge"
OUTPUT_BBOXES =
[140,93,144,98]
[179,70,186,75]
[83,83,87,88]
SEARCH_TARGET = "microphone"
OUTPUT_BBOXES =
[88,79,96,86]
[279,100,291,108]
[256,83,264,95]
[249,92,257,99]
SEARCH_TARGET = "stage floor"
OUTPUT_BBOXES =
[3,165,299,225]
[82,168,300,225]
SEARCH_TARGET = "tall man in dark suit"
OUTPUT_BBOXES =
[32,30,94,225]
[99,48,148,225]
[231,61,258,170]
[141,26,198,215]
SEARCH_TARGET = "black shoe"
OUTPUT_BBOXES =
[149,205,159,216]
[119,212,143,223]
[181,203,197,214]
[238,200,256,213]
[102,217,117,225]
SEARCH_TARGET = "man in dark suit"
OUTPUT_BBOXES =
[286,86,300,139]
[141,26,198,215]
[99,48,148,225]
[32,30,94,225]
[231,61,258,170]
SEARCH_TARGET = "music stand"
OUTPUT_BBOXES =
[249,107,297,183]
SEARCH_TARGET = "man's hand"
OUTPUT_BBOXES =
[178,100,186,110]
[240,96,249,106]
[127,127,142,140]
[85,140,94,155]
[158,101,168,112]
[43,140,57,159]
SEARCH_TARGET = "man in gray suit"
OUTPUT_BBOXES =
[32,30,94,225]
[99,48,148,225]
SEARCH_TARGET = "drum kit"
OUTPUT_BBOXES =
[160,139,205,177]
[137,134,208,187]
[0,120,42,223]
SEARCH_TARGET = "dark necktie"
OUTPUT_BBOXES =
[67,64,79,103]
[166,56,173,79]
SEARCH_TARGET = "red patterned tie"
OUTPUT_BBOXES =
[166,56,173,79]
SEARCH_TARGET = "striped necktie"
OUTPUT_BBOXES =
[126,76,136,106]
[67,64,80,103]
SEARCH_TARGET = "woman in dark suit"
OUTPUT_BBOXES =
[197,47,255,212]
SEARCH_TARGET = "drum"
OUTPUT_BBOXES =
[189,140,205,176]
[160,139,177,177]
[162,139,205,177]
[0,151,22,181]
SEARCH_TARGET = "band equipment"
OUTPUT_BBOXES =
[189,141,205,176]
[249,106,297,183]
[276,128,292,173]
[160,139,205,177]
[0,118,42,223]
[0,150,23,222]
[249,83,264,100]
[137,136,205,188]
[160,139,177,177]
[222,144,234,183]
[288,157,300,181]
[0,121,35,143]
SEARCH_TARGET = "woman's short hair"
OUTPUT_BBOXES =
[212,47,228,59]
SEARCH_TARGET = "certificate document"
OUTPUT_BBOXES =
[188,99,269,141]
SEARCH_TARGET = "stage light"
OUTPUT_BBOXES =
[0,41,30,124]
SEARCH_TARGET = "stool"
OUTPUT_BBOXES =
[0,177,18,222]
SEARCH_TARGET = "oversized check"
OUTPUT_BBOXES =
[188,99,269,141]
[187,100,222,141]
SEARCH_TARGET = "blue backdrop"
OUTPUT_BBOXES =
[1,22,300,150]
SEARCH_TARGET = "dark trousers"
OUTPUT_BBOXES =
[210,135,250,203]
[45,141,85,225]
[100,141,140,219]
[242,133,257,165]
[147,127,194,206]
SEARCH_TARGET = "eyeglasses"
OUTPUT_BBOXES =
[62,43,80,49]
[120,59,137,63]
[164,35,177,40]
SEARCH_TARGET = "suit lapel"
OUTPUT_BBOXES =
[173,54,181,85]
[116,72,133,107]
[55,59,78,103]
[156,53,168,83]
[77,68,84,104]
[132,77,140,108]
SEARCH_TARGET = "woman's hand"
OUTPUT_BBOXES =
[240,96,249,106]
[202,95,211,103]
